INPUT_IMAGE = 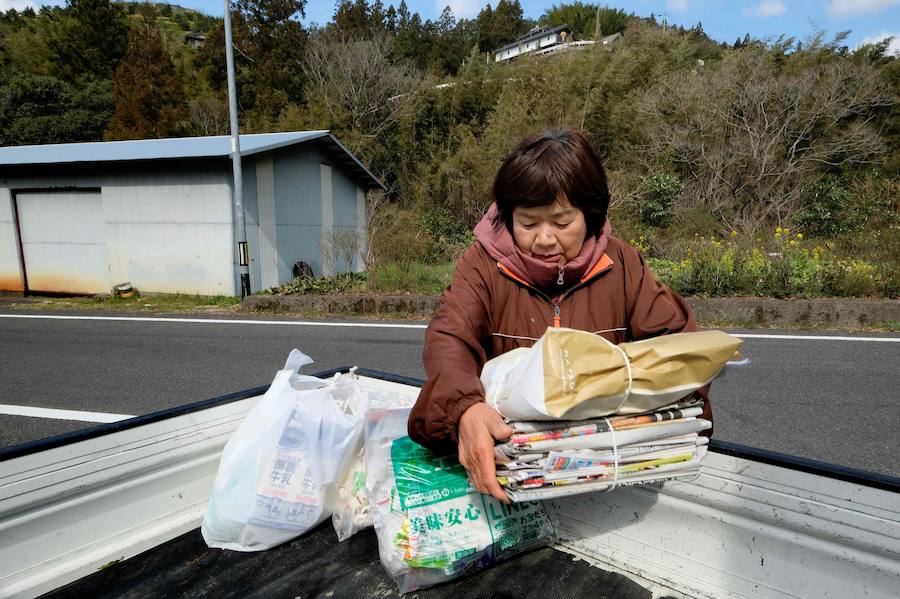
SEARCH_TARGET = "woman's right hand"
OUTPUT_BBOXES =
[457,402,513,504]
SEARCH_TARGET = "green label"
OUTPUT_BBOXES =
[391,436,471,510]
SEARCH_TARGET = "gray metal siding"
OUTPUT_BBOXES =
[239,161,261,293]
[331,168,362,272]
[0,162,235,296]
[0,188,23,291]
[273,152,324,280]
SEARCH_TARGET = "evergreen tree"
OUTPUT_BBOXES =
[48,0,128,82]
[476,4,494,52]
[197,0,307,127]
[541,3,629,39]
[0,74,112,144]
[491,0,527,48]
[106,5,185,140]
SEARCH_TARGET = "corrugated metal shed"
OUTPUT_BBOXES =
[0,131,378,295]
[0,131,385,191]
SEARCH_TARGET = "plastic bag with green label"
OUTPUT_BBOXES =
[365,407,556,593]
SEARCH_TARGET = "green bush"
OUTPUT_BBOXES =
[266,272,366,295]
[794,176,852,238]
[638,173,682,227]
[648,230,897,298]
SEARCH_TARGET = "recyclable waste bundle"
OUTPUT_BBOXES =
[203,329,741,591]
[202,350,368,551]
[482,328,743,501]
[365,406,555,593]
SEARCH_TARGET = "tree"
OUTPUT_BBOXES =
[196,0,307,127]
[0,74,112,144]
[47,0,128,82]
[489,0,527,49]
[638,49,893,232]
[541,3,629,40]
[106,5,186,140]
[302,31,422,150]
[476,4,494,52]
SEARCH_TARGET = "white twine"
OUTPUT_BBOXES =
[603,416,619,492]
[609,340,634,408]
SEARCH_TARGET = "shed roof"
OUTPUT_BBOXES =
[0,131,385,190]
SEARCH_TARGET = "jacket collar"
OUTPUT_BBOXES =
[497,253,614,298]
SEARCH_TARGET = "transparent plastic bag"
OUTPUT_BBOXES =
[332,389,417,542]
[201,350,368,551]
[365,407,556,593]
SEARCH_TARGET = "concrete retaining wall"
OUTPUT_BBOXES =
[243,294,900,328]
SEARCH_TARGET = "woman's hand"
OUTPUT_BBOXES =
[458,402,513,504]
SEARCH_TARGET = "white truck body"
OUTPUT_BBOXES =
[1,370,898,598]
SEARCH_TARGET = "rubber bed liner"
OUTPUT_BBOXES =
[42,521,652,599]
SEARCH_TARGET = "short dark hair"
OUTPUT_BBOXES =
[491,130,610,237]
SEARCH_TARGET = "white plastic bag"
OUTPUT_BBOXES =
[332,388,418,542]
[201,349,368,551]
[365,407,556,593]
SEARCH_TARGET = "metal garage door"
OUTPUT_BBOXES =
[16,190,109,294]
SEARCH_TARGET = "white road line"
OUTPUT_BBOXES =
[732,333,899,342]
[1,313,898,341]
[0,313,428,329]
[0,404,133,423]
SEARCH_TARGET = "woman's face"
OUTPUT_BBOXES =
[511,199,587,263]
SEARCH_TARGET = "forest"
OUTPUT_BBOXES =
[1,0,897,297]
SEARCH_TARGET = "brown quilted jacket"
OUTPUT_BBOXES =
[408,236,711,452]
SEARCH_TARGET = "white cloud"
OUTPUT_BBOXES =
[667,0,689,12]
[743,1,787,17]
[858,32,900,55]
[440,0,483,20]
[828,0,900,18]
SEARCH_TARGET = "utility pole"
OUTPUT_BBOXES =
[223,0,251,298]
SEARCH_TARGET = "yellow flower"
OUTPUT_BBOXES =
[784,228,790,235]
[796,233,803,240]
[775,227,782,234]
[789,240,797,247]
[730,230,738,237]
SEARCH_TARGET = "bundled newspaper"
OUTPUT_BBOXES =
[481,328,742,501]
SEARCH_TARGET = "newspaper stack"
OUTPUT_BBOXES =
[494,399,710,501]
[481,328,742,502]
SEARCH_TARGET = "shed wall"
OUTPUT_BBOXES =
[274,149,325,280]
[0,162,235,296]
[0,188,23,291]
[332,167,364,272]
[0,140,372,296]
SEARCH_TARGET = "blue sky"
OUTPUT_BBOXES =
[5,0,898,53]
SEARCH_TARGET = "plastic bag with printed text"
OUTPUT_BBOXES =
[332,386,418,542]
[365,407,556,593]
[201,350,368,551]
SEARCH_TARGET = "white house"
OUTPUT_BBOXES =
[493,25,574,62]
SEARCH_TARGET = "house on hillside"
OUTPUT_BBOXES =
[0,131,384,296]
[493,27,622,62]
[493,25,573,62]
[184,33,206,49]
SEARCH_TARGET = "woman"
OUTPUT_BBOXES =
[409,130,709,503]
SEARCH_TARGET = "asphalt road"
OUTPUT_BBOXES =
[1,310,899,478]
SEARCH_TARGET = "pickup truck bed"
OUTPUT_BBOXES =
[43,522,652,599]
[3,368,899,599]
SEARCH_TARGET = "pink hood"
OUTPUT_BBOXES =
[473,203,611,296]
